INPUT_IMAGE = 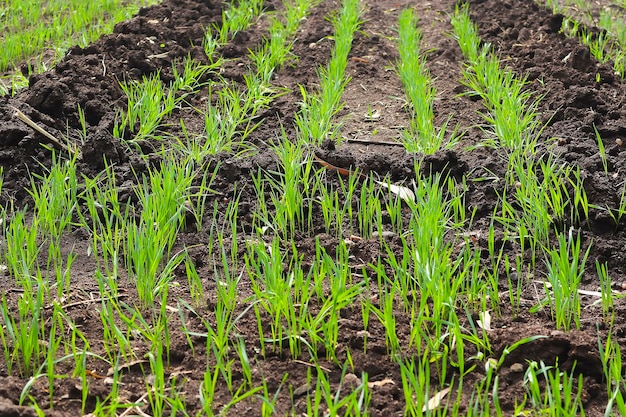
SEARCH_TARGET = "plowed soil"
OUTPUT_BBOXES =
[1,0,625,415]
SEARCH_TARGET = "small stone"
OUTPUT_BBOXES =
[293,383,311,396]
[342,373,362,389]
[145,373,156,385]
[510,363,524,373]
[372,231,396,239]
[518,27,531,42]
[356,330,372,338]
[0,398,37,417]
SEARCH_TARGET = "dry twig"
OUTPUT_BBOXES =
[10,105,81,158]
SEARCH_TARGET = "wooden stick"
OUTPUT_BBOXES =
[345,137,405,146]
[45,293,129,310]
[10,106,80,158]
[313,153,367,179]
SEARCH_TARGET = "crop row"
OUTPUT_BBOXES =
[1,0,626,415]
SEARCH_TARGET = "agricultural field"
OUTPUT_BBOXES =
[1,0,626,415]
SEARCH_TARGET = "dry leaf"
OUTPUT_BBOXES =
[376,180,415,203]
[477,310,492,331]
[577,289,603,297]
[535,280,620,297]
[313,154,366,178]
[422,386,451,412]
[103,377,117,385]
[108,359,149,376]
[312,154,415,203]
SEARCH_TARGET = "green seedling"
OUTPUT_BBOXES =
[295,0,362,144]
[245,238,308,357]
[599,332,626,414]
[113,70,177,143]
[397,8,459,153]
[541,229,590,330]
[594,125,609,175]
[523,360,584,415]
[252,136,319,239]
[0,0,160,93]
[125,160,194,306]
[306,365,370,416]
[114,57,213,148]
[216,0,266,44]
[28,151,79,240]
[596,261,614,321]
[451,3,543,152]
[304,241,365,361]
[558,9,626,78]
[0,281,46,377]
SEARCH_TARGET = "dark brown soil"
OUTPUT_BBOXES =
[1,0,626,415]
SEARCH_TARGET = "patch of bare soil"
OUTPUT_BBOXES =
[0,0,625,415]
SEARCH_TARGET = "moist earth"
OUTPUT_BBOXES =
[0,0,625,415]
